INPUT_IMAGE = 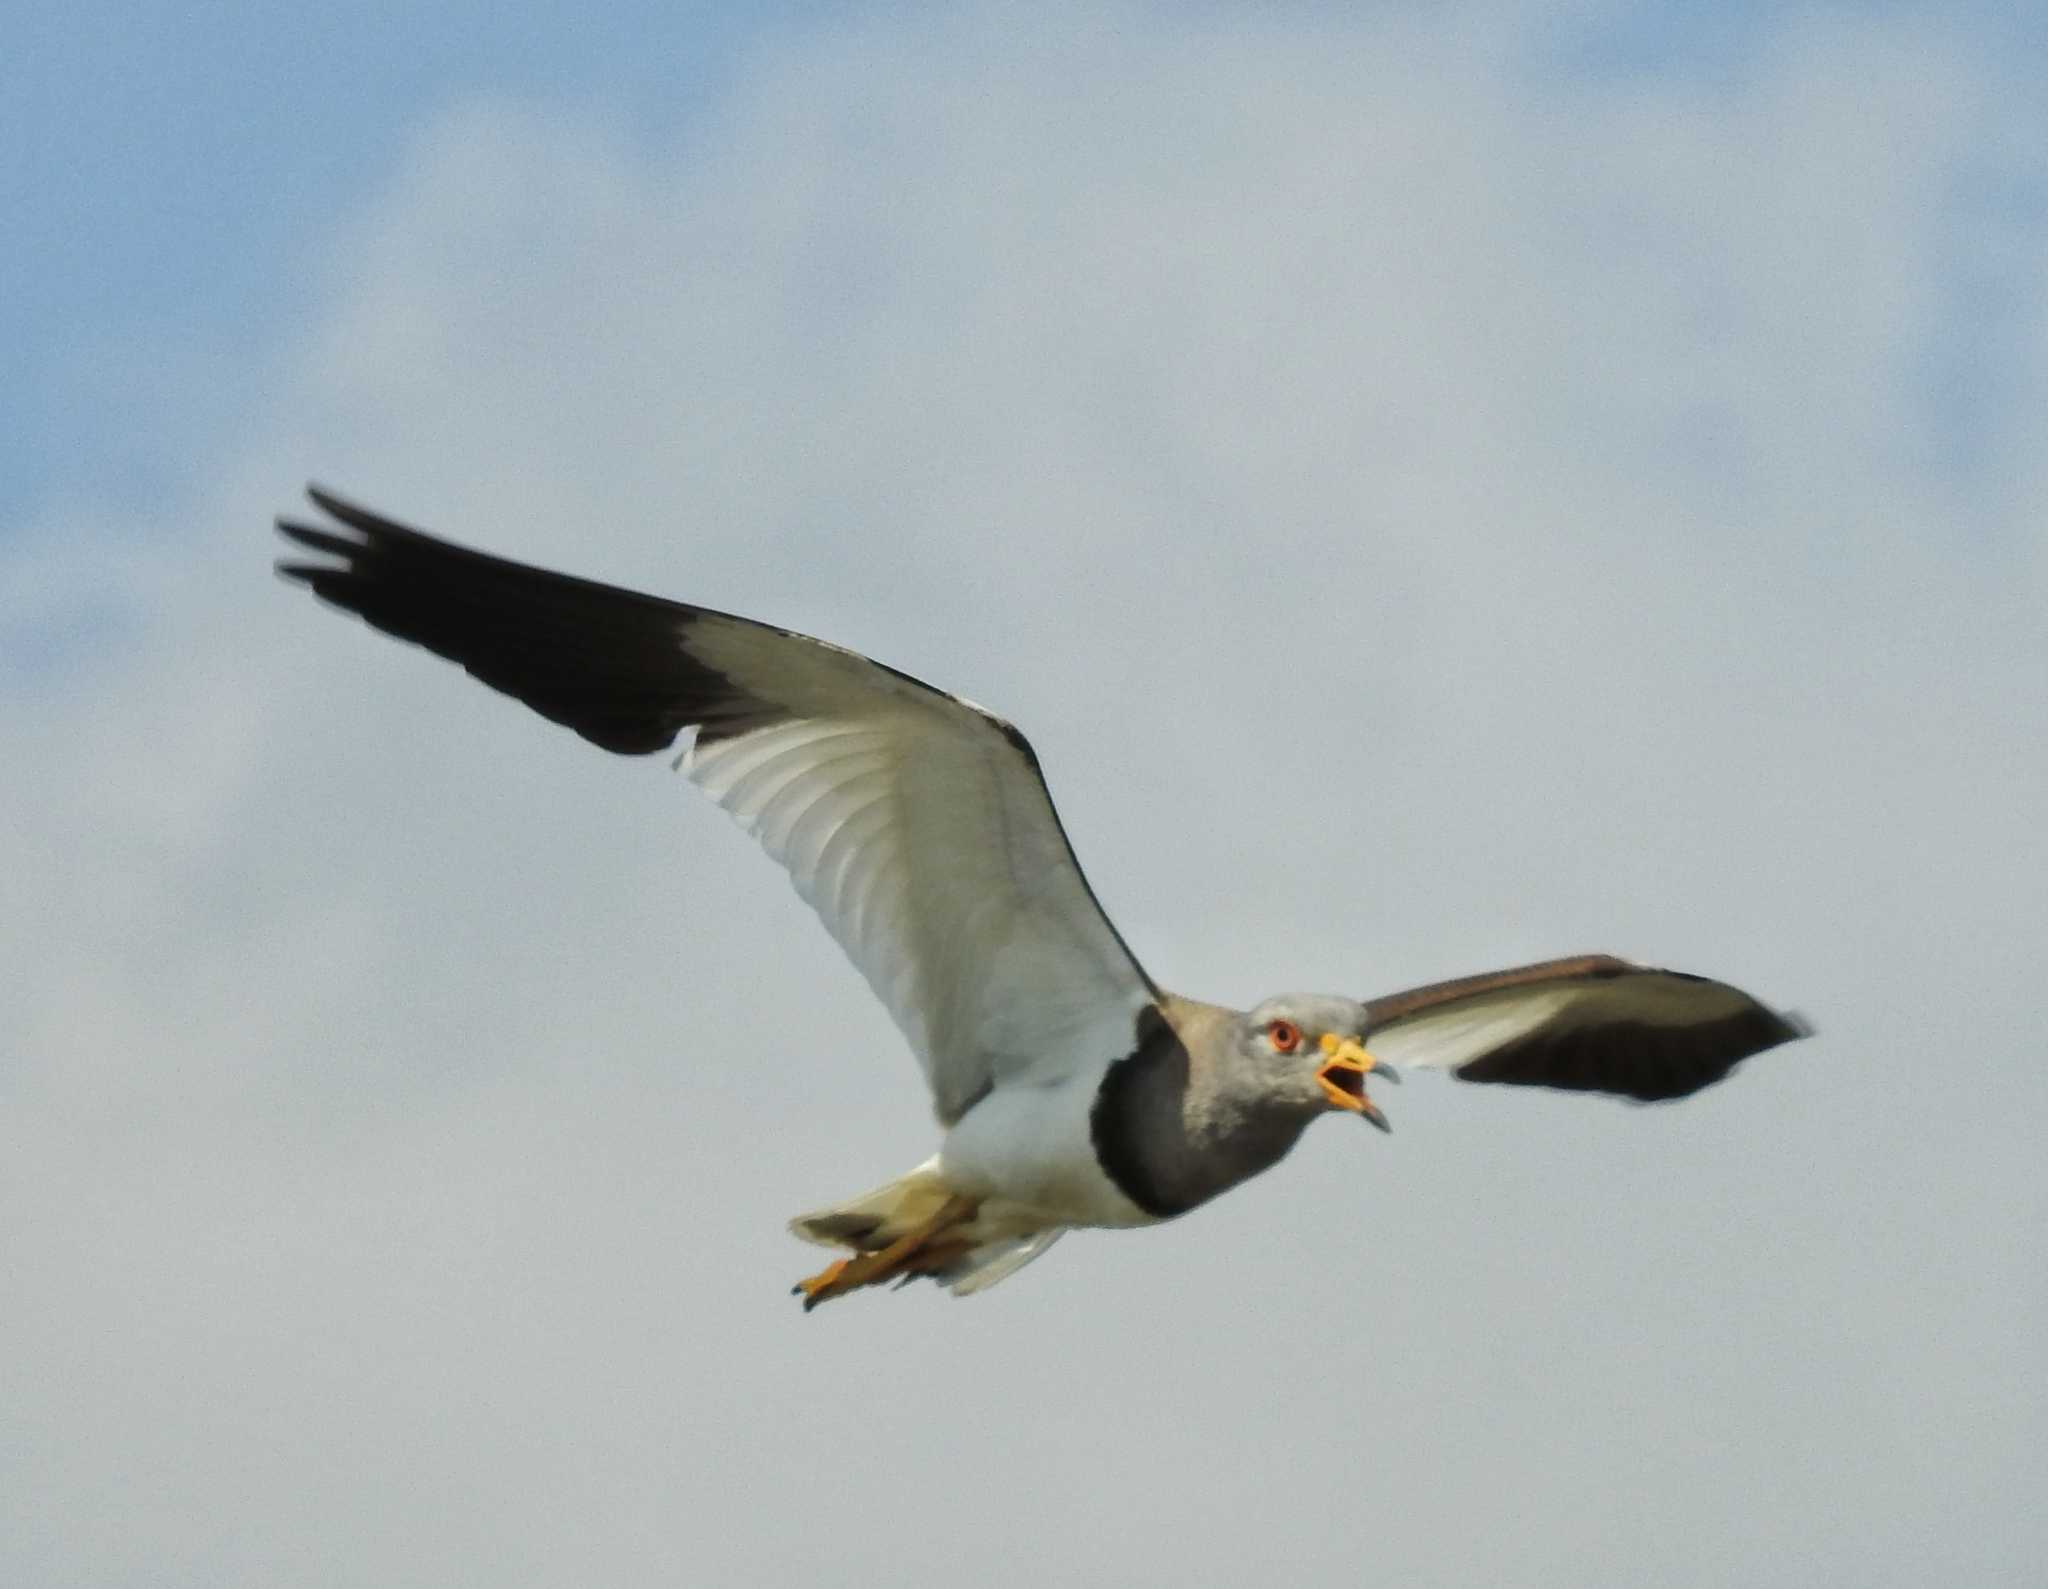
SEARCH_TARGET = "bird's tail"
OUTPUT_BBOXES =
[787,1156,1065,1296]
[788,1155,958,1252]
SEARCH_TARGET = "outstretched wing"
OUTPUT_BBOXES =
[1362,954,1808,1102]
[277,487,1157,1123]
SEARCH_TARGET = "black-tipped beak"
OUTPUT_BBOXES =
[1315,1034,1393,1131]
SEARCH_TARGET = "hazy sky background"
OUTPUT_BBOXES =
[5,5,2045,1585]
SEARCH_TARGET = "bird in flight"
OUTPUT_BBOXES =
[278,487,1808,1310]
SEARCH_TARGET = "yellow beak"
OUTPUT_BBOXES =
[1315,1032,1394,1131]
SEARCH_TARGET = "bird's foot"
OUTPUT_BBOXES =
[792,1257,851,1307]
[791,1192,980,1311]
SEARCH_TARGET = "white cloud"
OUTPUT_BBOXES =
[5,8,2045,1585]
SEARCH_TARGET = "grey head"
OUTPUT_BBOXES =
[1090,992,1399,1221]
[1239,992,1398,1128]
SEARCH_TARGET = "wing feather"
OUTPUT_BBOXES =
[278,487,1156,1122]
[1363,955,1808,1102]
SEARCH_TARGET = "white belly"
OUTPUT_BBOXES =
[939,1071,1159,1230]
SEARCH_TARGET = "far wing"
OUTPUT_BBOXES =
[1363,954,1808,1102]
[278,487,1157,1123]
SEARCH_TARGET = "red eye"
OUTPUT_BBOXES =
[1266,1019,1302,1053]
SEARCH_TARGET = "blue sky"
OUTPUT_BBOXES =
[3,1,815,518]
[9,1,2046,525]
[5,6,2046,1586]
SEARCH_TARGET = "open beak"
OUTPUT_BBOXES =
[1316,1033,1398,1133]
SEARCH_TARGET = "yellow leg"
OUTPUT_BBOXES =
[792,1193,979,1311]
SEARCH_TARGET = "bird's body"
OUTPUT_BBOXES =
[278,488,1809,1308]
[943,1061,1152,1228]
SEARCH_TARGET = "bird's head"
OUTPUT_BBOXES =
[1240,994,1398,1131]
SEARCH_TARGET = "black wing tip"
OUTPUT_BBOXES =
[279,483,437,552]
[275,482,372,554]
[275,489,377,590]
[272,483,731,759]
[302,481,383,529]
[275,521,363,557]
[1451,989,1811,1104]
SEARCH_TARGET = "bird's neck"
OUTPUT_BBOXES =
[1089,995,1313,1219]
